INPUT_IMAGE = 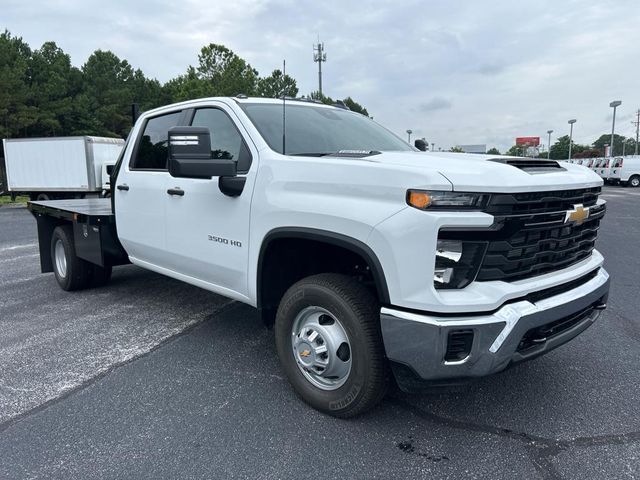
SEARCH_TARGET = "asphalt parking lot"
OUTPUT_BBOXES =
[0,186,639,480]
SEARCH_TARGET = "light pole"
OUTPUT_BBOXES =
[406,129,413,143]
[568,119,577,160]
[609,100,622,157]
[431,142,435,152]
[547,130,553,159]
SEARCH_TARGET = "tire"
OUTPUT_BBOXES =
[275,273,388,418]
[36,193,51,201]
[628,175,640,188]
[90,264,112,287]
[50,225,92,291]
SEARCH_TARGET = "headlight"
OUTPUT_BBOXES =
[434,239,486,289]
[407,190,489,210]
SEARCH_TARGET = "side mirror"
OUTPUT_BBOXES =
[414,139,428,151]
[168,126,237,179]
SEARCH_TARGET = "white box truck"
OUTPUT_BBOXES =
[2,136,124,201]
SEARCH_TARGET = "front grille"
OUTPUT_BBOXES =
[440,188,605,283]
[517,303,596,352]
[484,187,601,216]
[475,188,604,282]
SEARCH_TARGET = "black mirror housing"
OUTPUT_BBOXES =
[414,139,428,151]
[168,126,237,179]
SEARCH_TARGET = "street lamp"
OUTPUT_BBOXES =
[431,142,435,152]
[609,100,622,157]
[547,130,553,159]
[568,119,577,160]
[406,129,413,143]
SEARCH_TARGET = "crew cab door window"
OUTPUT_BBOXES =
[191,108,252,173]
[130,111,182,170]
[115,109,182,269]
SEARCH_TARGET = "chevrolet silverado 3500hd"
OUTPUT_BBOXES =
[28,97,609,417]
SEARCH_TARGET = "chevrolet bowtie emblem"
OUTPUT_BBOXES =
[300,350,311,358]
[564,204,589,226]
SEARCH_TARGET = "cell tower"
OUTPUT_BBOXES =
[313,41,327,96]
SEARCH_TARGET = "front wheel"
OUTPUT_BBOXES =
[628,175,640,188]
[275,274,388,418]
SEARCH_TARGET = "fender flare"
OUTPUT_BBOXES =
[257,227,391,308]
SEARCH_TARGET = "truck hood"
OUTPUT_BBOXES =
[365,151,603,193]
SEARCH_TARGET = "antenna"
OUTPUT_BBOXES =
[282,59,286,155]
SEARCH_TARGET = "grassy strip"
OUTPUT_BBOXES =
[0,195,29,206]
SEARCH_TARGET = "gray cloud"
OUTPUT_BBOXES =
[416,98,453,112]
[2,0,640,151]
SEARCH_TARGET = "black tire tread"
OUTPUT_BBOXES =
[276,273,389,418]
[51,225,92,291]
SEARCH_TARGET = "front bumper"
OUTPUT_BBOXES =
[381,267,609,391]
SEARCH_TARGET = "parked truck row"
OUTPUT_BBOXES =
[565,155,640,187]
[26,96,609,417]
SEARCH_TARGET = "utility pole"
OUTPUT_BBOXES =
[547,130,553,159]
[568,119,577,160]
[609,100,621,157]
[313,41,327,96]
[633,109,640,155]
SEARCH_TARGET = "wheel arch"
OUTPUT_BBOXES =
[257,227,390,325]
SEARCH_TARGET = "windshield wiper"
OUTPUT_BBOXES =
[289,152,334,157]
[289,150,381,158]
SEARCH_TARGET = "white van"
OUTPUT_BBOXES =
[597,158,610,179]
[609,156,640,187]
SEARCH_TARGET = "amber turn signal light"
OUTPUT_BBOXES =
[407,191,431,209]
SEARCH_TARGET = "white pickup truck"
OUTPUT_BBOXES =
[28,97,610,417]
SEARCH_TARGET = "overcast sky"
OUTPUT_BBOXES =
[4,0,640,151]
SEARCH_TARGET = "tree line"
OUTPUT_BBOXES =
[498,133,638,159]
[0,30,369,154]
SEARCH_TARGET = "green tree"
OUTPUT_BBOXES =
[342,97,369,116]
[82,50,137,136]
[449,146,464,152]
[504,145,523,156]
[308,92,370,116]
[163,66,213,102]
[27,41,83,136]
[256,69,298,98]
[309,90,334,105]
[0,30,36,140]
[487,147,500,155]
[549,135,587,160]
[196,43,258,96]
[592,134,628,156]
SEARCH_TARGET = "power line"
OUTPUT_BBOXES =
[313,41,327,96]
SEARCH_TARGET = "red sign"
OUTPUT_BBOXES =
[515,136,540,147]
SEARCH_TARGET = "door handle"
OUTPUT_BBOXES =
[117,184,129,191]
[167,188,185,196]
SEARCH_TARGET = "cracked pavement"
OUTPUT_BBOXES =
[0,187,638,479]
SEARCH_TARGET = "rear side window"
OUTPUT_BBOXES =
[131,111,182,170]
[191,108,252,173]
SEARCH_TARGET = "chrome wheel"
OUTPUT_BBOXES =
[291,306,352,390]
[631,176,640,187]
[54,239,67,278]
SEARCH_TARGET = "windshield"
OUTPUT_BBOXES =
[239,102,412,155]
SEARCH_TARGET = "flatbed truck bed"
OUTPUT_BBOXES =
[27,199,128,273]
